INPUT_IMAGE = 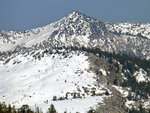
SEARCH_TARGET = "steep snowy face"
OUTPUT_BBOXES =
[48,11,108,47]
[106,22,150,39]
[102,22,150,59]
[51,11,107,39]
[0,50,109,113]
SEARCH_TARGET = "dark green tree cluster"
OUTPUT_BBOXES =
[121,73,150,99]
[47,104,57,113]
[0,102,17,113]
[87,109,96,113]
[0,103,41,113]
[129,105,150,113]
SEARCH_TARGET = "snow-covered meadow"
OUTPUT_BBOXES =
[0,51,107,113]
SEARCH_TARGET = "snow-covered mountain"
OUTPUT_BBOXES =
[0,11,150,113]
[0,11,150,59]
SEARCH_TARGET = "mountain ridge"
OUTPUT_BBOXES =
[0,11,150,60]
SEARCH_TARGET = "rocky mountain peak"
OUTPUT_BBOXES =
[65,10,104,27]
[51,11,107,40]
[67,10,84,18]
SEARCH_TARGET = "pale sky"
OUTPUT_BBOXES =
[0,0,150,30]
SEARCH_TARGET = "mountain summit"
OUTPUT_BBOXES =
[0,11,150,59]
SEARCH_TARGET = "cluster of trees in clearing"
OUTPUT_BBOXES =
[0,102,96,113]
[0,103,56,113]
[1,102,150,113]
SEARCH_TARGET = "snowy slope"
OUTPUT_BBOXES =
[0,50,109,113]
[0,22,58,51]
[133,69,150,82]
[106,22,150,39]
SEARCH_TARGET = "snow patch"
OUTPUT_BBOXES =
[134,69,150,82]
[125,100,135,109]
[100,69,107,76]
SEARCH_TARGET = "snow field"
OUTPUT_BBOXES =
[0,51,107,113]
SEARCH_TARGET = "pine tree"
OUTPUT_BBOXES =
[88,109,96,113]
[47,104,57,113]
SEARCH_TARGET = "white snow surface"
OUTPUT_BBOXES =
[99,69,107,76]
[125,100,135,109]
[0,22,57,51]
[0,51,106,113]
[106,22,150,39]
[143,101,150,109]
[134,69,150,82]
